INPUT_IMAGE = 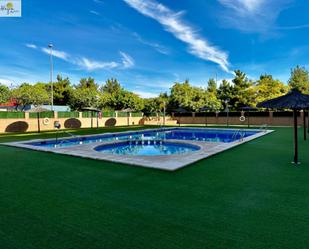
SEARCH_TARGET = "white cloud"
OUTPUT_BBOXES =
[120,51,135,68]
[134,90,158,98]
[90,10,100,16]
[217,0,292,33]
[133,32,170,55]
[76,58,119,71]
[218,0,265,13]
[0,78,13,86]
[25,44,37,49]
[123,0,230,73]
[41,47,70,61]
[25,43,131,72]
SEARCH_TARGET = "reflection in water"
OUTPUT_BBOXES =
[96,141,199,156]
[33,128,258,148]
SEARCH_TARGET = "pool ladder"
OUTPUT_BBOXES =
[259,124,268,133]
[232,129,246,142]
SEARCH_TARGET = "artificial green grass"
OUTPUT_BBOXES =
[0,126,309,249]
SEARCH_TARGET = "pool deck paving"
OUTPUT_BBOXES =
[2,128,273,171]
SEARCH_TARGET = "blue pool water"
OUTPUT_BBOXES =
[27,128,260,148]
[95,140,200,156]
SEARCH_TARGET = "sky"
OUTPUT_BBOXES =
[0,0,309,97]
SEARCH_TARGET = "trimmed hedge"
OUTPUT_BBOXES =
[82,112,93,118]
[117,112,128,117]
[29,111,54,119]
[102,111,115,118]
[131,112,143,117]
[58,112,79,118]
[0,112,25,119]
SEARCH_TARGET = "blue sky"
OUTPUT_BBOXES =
[0,0,309,97]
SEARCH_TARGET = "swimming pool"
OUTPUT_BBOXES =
[6,127,272,170]
[95,140,200,156]
[27,128,259,148]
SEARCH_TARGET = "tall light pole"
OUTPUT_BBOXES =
[163,101,166,127]
[48,43,54,111]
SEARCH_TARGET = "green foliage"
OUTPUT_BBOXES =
[69,88,100,111]
[52,75,73,105]
[11,83,49,110]
[288,65,309,93]
[217,79,233,107]
[207,78,217,93]
[99,78,144,111]
[0,84,11,104]
[68,77,100,110]
[230,70,254,108]
[77,77,98,90]
[170,80,221,112]
[255,74,288,104]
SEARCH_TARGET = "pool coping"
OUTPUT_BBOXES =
[2,128,274,171]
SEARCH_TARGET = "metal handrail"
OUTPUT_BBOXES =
[259,124,268,133]
[232,129,246,141]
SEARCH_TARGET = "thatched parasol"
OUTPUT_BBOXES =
[28,107,51,133]
[82,107,101,128]
[173,107,190,126]
[257,89,309,164]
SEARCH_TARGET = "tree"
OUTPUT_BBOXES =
[101,78,122,94]
[122,91,144,111]
[99,78,144,111]
[217,79,233,108]
[255,74,288,104]
[68,77,100,110]
[52,75,73,105]
[69,88,100,110]
[230,70,254,109]
[207,78,217,93]
[11,83,49,110]
[288,66,309,93]
[170,80,221,112]
[0,84,10,104]
[77,77,98,90]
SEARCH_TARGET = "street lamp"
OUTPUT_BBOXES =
[163,101,166,127]
[224,99,230,127]
[48,43,54,111]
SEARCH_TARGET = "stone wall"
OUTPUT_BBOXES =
[0,112,144,133]
[168,111,307,127]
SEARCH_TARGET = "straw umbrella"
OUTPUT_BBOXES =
[82,107,101,128]
[173,107,189,127]
[28,107,50,133]
[200,106,212,126]
[257,89,309,164]
[121,108,135,126]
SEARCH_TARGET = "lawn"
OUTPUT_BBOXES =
[0,126,308,249]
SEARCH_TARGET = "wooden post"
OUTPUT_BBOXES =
[303,110,306,140]
[91,111,93,128]
[37,112,41,133]
[293,109,298,164]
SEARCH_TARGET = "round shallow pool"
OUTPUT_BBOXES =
[94,140,200,156]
